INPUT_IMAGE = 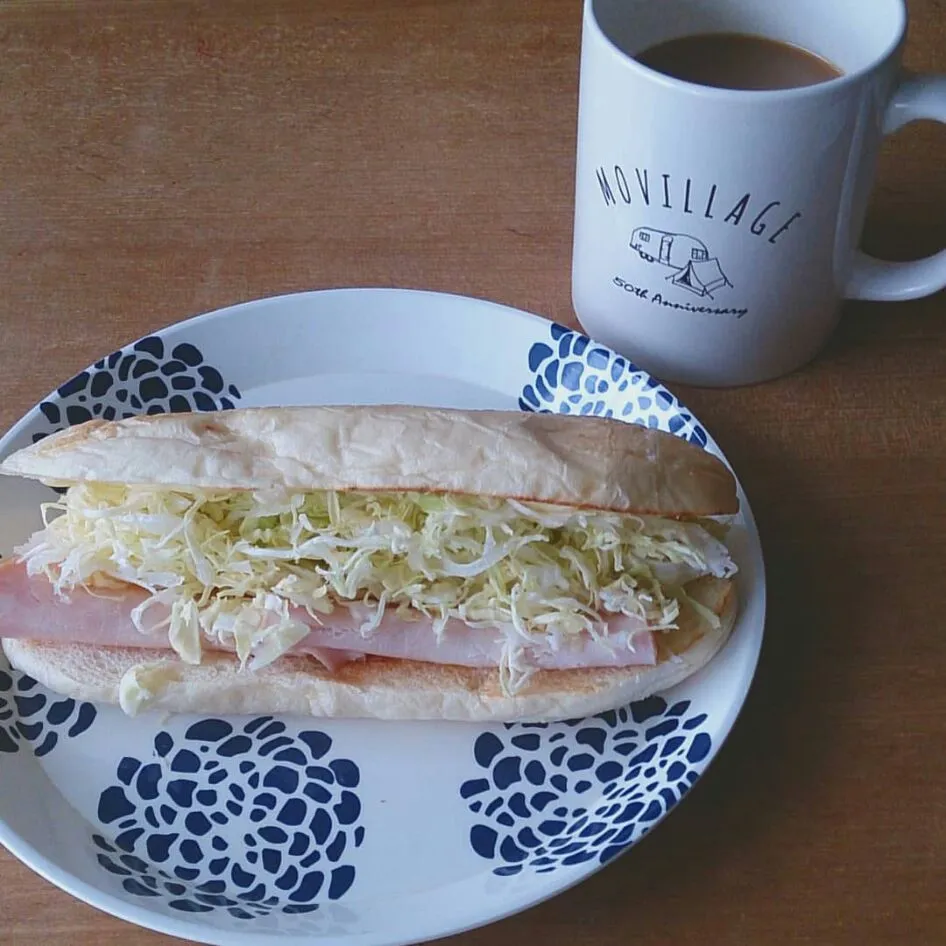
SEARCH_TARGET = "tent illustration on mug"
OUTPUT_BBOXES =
[630,227,733,299]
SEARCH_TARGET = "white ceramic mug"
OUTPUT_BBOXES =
[571,0,946,387]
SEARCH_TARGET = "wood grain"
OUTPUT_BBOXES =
[1,1,945,943]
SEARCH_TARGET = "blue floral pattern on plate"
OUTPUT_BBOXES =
[32,335,242,443]
[0,660,97,756]
[460,697,711,875]
[519,323,708,446]
[94,717,364,918]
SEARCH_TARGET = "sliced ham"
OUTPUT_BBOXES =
[291,601,656,669]
[0,560,656,671]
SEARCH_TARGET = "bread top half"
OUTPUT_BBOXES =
[0,405,738,517]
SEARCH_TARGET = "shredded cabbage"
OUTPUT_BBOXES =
[17,484,737,686]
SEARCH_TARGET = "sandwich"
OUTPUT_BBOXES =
[0,405,740,722]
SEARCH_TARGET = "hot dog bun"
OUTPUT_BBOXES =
[0,405,738,516]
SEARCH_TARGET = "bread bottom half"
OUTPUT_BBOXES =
[2,578,736,722]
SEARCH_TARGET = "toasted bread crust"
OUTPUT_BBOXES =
[0,406,738,516]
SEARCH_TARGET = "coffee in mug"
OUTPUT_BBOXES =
[635,32,841,91]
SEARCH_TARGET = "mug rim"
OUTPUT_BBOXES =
[584,0,909,102]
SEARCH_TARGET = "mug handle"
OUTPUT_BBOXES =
[846,72,946,302]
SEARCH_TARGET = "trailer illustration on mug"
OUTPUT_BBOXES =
[630,227,732,300]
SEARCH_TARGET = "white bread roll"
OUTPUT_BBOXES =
[0,405,738,516]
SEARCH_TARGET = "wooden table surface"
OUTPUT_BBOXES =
[1,1,945,943]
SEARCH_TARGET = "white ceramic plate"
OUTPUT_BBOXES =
[0,288,765,945]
